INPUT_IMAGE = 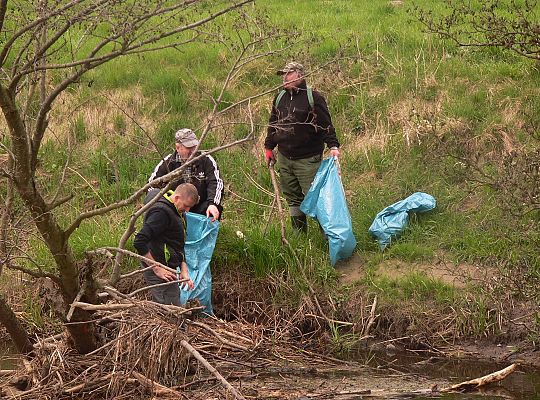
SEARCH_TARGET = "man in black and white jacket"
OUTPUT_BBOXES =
[148,128,224,221]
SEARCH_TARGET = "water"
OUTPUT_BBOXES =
[1,338,538,398]
[360,350,540,399]
[0,342,19,370]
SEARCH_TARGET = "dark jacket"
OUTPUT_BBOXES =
[264,80,339,160]
[148,151,224,216]
[133,196,186,268]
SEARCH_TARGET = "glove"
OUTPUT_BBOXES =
[265,149,276,165]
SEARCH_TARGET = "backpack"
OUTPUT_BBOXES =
[274,87,315,110]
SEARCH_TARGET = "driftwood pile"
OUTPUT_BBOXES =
[0,260,520,400]
[1,299,264,399]
[0,294,519,399]
[1,297,366,399]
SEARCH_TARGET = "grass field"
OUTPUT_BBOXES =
[19,0,540,342]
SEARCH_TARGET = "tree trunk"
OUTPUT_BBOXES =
[16,182,98,354]
[0,86,96,354]
[0,294,33,354]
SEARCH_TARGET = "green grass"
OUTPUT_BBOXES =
[369,271,457,304]
[15,0,540,338]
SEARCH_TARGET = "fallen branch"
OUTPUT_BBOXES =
[441,363,517,393]
[128,279,189,298]
[189,320,250,351]
[64,373,114,394]
[132,371,185,397]
[66,281,88,321]
[303,389,372,399]
[72,301,136,311]
[33,333,64,349]
[268,161,289,246]
[180,339,247,400]
[362,295,378,338]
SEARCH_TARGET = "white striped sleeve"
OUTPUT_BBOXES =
[207,155,223,205]
[148,153,172,189]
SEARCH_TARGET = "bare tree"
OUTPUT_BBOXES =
[0,0,259,354]
[412,0,540,60]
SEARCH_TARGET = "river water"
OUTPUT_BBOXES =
[1,340,539,398]
[357,350,540,399]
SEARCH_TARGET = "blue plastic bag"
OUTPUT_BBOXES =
[368,192,436,250]
[300,157,357,265]
[179,212,219,314]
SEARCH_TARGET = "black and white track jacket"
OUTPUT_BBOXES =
[148,151,224,216]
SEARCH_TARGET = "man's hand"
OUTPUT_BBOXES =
[329,147,340,158]
[179,261,194,290]
[152,265,177,282]
[206,205,220,222]
[144,251,176,282]
[265,149,276,166]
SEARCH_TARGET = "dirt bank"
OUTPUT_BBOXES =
[212,261,540,369]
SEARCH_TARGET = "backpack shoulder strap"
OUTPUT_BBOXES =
[275,88,314,110]
[307,87,314,109]
[274,89,286,109]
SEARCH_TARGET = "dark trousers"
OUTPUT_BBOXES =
[143,267,180,306]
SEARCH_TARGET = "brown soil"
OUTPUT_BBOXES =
[336,254,495,288]
[445,340,540,369]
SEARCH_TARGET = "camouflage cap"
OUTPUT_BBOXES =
[175,128,199,147]
[277,61,305,76]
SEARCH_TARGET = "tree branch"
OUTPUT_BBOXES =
[7,262,62,284]
[0,0,88,67]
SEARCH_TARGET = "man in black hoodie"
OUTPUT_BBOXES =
[134,183,198,305]
[264,61,340,232]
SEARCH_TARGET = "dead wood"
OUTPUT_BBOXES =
[189,320,251,351]
[361,295,378,339]
[180,339,247,400]
[441,363,517,392]
[268,161,289,245]
[132,371,184,398]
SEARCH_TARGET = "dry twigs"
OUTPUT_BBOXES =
[1,294,367,399]
[267,161,289,245]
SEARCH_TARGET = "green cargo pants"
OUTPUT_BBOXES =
[277,152,322,216]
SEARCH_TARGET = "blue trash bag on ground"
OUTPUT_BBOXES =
[368,192,436,250]
[300,156,357,265]
[179,212,219,315]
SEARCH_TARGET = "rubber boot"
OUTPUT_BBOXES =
[291,215,307,233]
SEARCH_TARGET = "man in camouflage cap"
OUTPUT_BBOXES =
[264,61,340,233]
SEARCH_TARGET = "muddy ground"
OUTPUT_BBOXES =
[335,254,540,369]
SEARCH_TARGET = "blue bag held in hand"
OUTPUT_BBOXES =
[180,212,219,314]
[300,157,357,265]
[368,192,436,250]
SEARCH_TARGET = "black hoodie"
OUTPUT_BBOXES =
[133,196,186,268]
[265,80,339,160]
